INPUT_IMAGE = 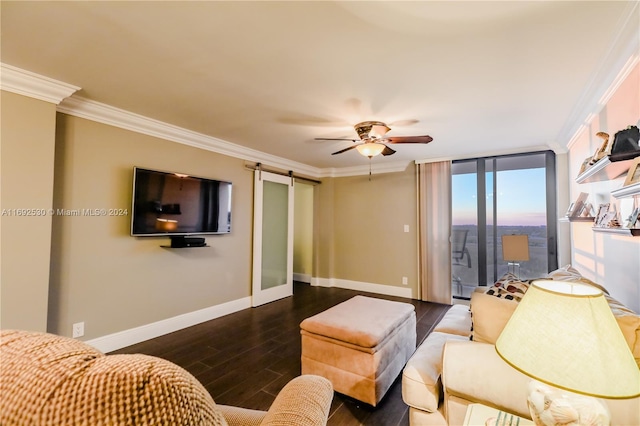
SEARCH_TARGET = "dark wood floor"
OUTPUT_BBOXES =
[110,282,451,425]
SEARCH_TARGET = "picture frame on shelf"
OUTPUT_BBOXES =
[589,131,611,165]
[622,156,640,187]
[581,202,594,217]
[578,157,591,176]
[566,192,589,218]
[602,210,619,228]
[625,207,640,229]
[565,202,575,217]
[594,203,610,227]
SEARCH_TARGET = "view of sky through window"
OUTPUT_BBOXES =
[452,168,546,226]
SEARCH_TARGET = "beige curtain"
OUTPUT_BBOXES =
[417,161,452,304]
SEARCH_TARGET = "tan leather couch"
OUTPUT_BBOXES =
[402,267,640,426]
[0,329,333,426]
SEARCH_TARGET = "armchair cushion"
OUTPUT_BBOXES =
[0,329,227,425]
[1,330,334,426]
[218,376,333,426]
[218,406,266,426]
[261,375,333,426]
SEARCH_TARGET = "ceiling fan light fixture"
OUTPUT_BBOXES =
[369,124,391,139]
[356,143,385,158]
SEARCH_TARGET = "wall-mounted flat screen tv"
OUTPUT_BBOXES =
[131,167,232,236]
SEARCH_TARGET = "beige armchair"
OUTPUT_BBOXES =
[0,329,333,426]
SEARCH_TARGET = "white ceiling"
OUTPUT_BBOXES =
[2,1,638,174]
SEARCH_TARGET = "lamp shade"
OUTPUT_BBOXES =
[496,279,640,399]
[356,143,385,158]
[502,234,530,261]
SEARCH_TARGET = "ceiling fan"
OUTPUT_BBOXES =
[315,121,433,158]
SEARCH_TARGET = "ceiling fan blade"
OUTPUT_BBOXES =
[381,146,396,156]
[315,137,359,142]
[386,135,433,144]
[331,145,359,155]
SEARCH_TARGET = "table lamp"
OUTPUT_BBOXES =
[496,279,640,426]
[502,234,529,278]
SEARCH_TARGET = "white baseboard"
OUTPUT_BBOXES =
[85,296,252,353]
[311,277,413,299]
[86,279,412,353]
[293,272,312,283]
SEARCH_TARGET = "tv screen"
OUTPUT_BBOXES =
[131,167,232,236]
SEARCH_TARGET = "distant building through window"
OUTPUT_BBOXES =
[451,151,558,299]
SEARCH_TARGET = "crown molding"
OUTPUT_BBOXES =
[560,1,640,151]
[320,160,412,178]
[0,63,80,104]
[57,96,324,178]
[57,95,412,179]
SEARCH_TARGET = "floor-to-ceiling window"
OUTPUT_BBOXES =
[451,151,558,299]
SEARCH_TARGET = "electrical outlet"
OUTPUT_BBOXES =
[402,276,408,285]
[403,224,410,233]
[72,322,84,338]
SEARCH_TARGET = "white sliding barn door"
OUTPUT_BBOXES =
[252,170,294,307]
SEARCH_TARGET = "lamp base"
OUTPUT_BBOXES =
[507,262,521,279]
[527,381,610,426]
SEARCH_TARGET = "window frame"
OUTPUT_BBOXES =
[452,150,558,287]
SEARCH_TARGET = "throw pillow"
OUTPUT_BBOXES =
[605,294,640,368]
[545,264,610,295]
[485,272,530,302]
[469,291,519,344]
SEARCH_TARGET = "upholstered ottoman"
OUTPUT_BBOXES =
[300,295,416,406]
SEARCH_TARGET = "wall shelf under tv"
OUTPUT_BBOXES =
[160,235,210,248]
[160,245,210,249]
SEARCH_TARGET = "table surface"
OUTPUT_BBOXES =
[463,403,535,426]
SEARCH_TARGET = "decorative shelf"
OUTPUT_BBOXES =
[560,216,595,223]
[611,182,640,199]
[575,155,636,184]
[592,227,640,237]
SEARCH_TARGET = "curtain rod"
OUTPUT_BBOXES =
[244,163,321,185]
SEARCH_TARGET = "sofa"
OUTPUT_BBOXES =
[0,329,333,426]
[401,265,640,426]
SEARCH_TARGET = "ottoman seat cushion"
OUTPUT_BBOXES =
[300,295,415,349]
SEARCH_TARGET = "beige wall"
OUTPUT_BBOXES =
[293,182,313,280]
[1,91,57,331]
[566,62,640,312]
[2,88,422,342]
[47,114,253,339]
[315,166,419,296]
[314,177,335,279]
[3,86,602,342]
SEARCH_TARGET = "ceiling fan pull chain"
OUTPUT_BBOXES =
[369,159,372,181]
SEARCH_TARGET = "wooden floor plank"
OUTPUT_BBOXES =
[111,282,451,425]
